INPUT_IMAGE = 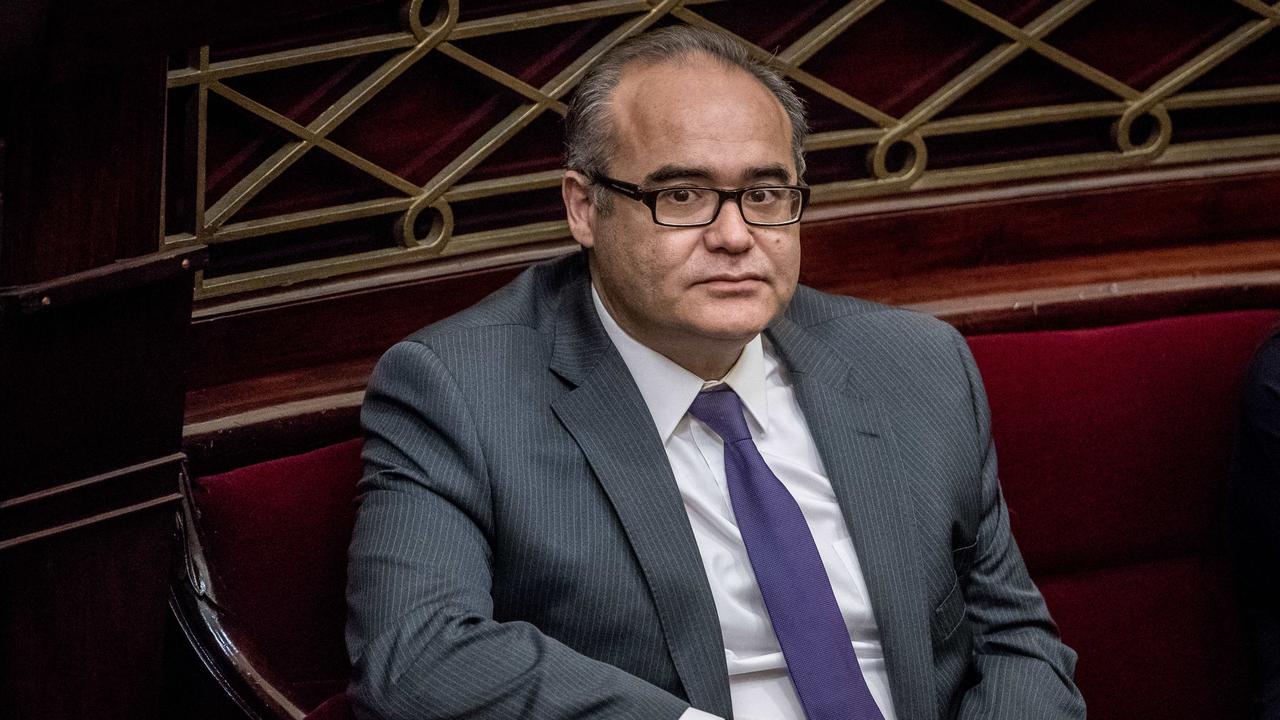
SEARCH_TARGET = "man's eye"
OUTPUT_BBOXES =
[745,188,777,204]
[668,189,694,203]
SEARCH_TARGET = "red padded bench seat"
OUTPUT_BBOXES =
[970,309,1280,719]
[181,309,1280,720]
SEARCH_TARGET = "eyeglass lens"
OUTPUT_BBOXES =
[654,187,803,225]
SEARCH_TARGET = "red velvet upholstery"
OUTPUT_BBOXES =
[968,309,1280,720]
[192,438,363,716]
[189,309,1280,720]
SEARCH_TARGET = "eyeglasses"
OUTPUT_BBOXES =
[592,175,810,227]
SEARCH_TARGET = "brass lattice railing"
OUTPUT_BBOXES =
[165,0,1280,298]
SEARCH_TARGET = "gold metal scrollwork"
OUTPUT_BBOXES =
[1112,105,1173,156]
[869,132,928,182]
[400,196,455,254]
[407,0,460,43]
[166,0,1280,300]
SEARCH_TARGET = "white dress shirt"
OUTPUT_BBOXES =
[592,289,899,720]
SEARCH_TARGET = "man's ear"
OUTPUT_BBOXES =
[562,170,597,249]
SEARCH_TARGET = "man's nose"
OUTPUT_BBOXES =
[704,198,754,252]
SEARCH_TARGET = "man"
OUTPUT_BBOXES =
[348,26,1083,720]
[1230,331,1280,719]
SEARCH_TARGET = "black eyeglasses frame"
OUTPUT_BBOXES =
[591,175,810,228]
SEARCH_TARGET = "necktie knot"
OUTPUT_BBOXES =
[688,387,751,442]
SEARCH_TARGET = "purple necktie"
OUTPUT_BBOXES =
[689,386,885,720]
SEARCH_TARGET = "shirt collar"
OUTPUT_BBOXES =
[592,285,769,441]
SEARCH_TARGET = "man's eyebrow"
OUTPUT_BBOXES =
[643,166,716,186]
[643,164,796,187]
[744,164,794,184]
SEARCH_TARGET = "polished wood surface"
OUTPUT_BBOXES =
[0,255,202,719]
[800,158,1280,298]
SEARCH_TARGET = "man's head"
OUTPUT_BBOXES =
[565,28,808,201]
[561,26,810,378]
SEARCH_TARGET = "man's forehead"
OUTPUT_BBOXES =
[606,54,795,179]
[610,53,783,118]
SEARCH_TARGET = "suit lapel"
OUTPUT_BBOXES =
[549,275,733,717]
[768,316,935,720]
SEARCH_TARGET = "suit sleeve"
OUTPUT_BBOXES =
[346,340,690,720]
[1241,333,1280,471]
[1232,333,1280,715]
[947,331,1088,720]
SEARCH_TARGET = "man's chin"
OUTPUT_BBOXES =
[688,310,778,342]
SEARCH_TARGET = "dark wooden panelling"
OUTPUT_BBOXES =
[185,358,370,475]
[1,258,199,496]
[798,160,1280,297]
[0,3,46,81]
[185,399,364,477]
[849,239,1280,307]
[188,258,528,390]
[0,1,388,80]
[920,267,1280,335]
[0,250,203,719]
[0,507,179,720]
[0,59,168,284]
[0,454,184,550]
[186,356,374,425]
[0,2,210,714]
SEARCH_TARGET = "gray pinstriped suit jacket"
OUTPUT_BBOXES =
[347,253,1085,720]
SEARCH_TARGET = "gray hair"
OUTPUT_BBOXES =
[564,26,808,207]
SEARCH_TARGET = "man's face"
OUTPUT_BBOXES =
[564,54,802,368]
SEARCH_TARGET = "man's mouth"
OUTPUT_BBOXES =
[699,273,765,284]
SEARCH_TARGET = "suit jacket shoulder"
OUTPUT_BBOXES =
[779,285,975,421]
